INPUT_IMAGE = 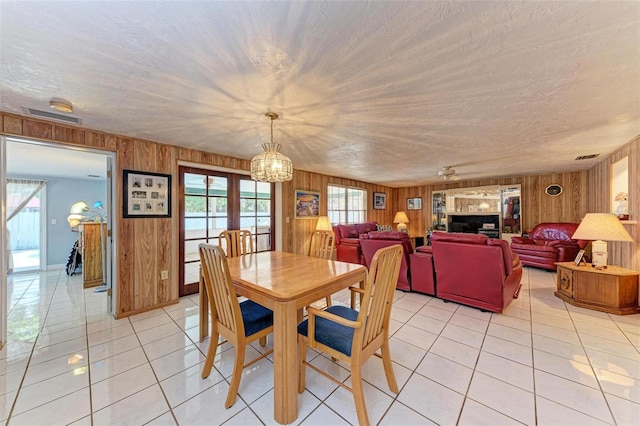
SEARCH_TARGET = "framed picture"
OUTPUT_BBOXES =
[407,197,422,210]
[295,189,320,219]
[123,170,171,218]
[573,249,586,266]
[373,192,386,210]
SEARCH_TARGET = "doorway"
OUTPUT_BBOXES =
[1,136,116,345]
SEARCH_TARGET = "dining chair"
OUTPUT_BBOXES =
[218,229,254,258]
[308,229,336,307]
[198,243,273,408]
[297,244,403,426]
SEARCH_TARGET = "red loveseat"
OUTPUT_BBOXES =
[332,222,378,264]
[510,223,588,270]
[359,231,413,291]
[430,232,523,313]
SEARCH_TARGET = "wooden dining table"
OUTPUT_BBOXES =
[198,251,366,425]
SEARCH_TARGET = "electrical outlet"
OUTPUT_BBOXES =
[160,270,168,280]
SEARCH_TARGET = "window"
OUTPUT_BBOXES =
[327,185,366,224]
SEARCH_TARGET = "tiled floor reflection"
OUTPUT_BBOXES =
[1,267,639,425]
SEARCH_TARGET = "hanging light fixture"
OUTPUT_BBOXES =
[250,112,293,182]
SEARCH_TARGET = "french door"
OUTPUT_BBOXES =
[179,166,274,296]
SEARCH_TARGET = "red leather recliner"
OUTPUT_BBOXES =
[410,245,436,296]
[431,232,523,313]
[359,231,413,291]
[332,222,378,264]
[510,223,588,270]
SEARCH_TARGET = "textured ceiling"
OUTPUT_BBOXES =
[1,1,639,186]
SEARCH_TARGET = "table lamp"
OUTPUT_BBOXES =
[571,213,634,267]
[393,211,409,232]
[315,216,332,231]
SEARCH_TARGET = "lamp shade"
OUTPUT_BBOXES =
[67,214,83,228]
[393,211,409,224]
[316,216,332,231]
[393,211,409,232]
[571,213,634,242]
[70,201,89,214]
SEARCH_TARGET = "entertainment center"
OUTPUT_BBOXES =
[431,184,522,240]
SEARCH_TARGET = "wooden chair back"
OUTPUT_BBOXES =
[198,243,242,337]
[218,230,254,258]
[298,243,403,425]
[198,242,273,408]
[355,244,403,352]
[309,230,335,260]
[309,229,336,307]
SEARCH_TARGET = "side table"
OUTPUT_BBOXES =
[555,262,640,315]
[409,235,425,250]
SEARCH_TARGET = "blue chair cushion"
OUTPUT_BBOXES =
[240,300,273,337]
[297,306,359,356]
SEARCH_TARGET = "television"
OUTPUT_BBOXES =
[448,214,500,234]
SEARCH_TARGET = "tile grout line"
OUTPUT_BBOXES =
[5,270,65,424]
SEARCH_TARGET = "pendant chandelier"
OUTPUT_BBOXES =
[250,112,293,182]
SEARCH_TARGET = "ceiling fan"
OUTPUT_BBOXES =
[437,166,460,181]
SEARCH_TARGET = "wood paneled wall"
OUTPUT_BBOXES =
[281,170,397,256]
[3,111,637,318]
[1,112,251,318]
[587,135,639,270]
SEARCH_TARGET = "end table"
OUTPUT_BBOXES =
[555,262,640,315]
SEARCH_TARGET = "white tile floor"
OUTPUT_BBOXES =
[1,266,639,425]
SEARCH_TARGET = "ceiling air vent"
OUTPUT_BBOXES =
[22,107,82,125]
[575,154,600,160]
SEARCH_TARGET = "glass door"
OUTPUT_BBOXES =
[239,179,273,252]
[180,168,229,296]
[431,191,447,232]
[179,167,274,296]
[501,185,522,240]
[7,179,46,272]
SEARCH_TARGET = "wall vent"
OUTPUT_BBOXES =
[575,154,600,160]
[22,107,82,124]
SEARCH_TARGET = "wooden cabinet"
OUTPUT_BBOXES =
[555,262,640,315]
[79,223,106,288]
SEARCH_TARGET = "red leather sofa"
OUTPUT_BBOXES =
[430,232,523,313]
[332,222,379,264]
[359,231,413,291]
[510,223,588,270]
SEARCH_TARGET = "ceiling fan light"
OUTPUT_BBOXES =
[438,166,456,180]
[438,167,455,176]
